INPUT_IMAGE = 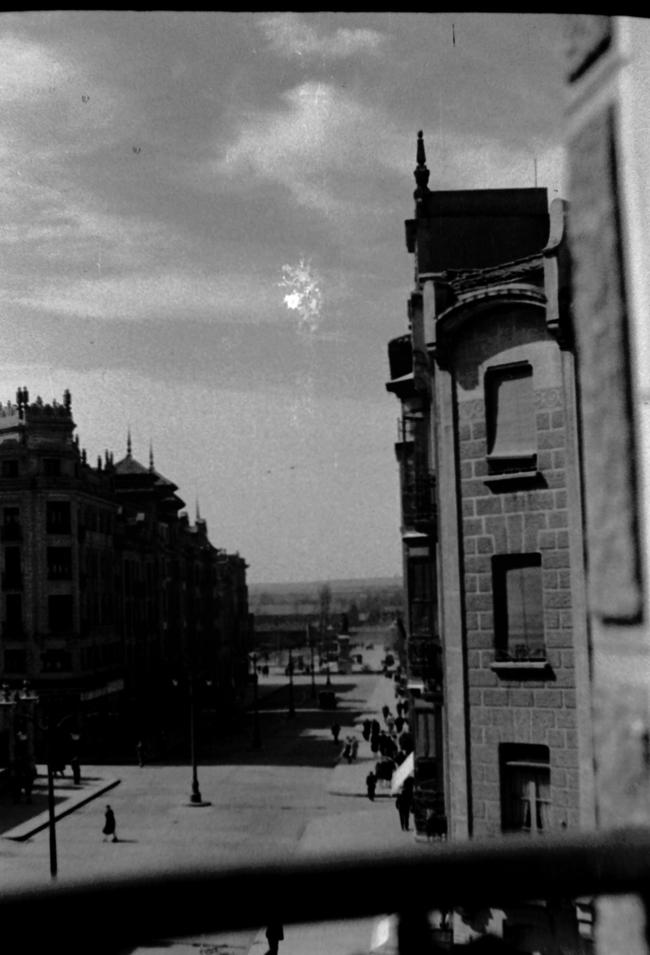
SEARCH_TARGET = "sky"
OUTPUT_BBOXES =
[0,12,567,584]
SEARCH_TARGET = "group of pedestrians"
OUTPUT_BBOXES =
[331,722,360,763]
[359,698,415,832]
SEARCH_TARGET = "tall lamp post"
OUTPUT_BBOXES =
[173,675,209,806]
[2,682,59,878]
[307,624,316,699]
[188,676,202,804]
[287,646,295,719]
[250,653,261,749]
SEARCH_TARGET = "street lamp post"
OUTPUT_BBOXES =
[2,682,58,878]
[46,720,58,877]
[287,647,295,719]
[188,676,202,804]
[173,675,208,806]
[251,653,261,749]
[307,624,316,699]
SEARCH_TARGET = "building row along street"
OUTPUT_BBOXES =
[0,639,426,955]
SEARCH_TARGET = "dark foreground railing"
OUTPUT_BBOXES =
[3,826,650,954]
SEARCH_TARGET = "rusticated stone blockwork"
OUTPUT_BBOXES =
[451,315,583,837]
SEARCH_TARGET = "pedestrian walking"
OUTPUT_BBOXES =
[350,736,359,760]
[343,739,352,764]
[71,755,81,785]
[102,805,118,842]
[330,722,341,744]
[366,770,377,801]
[136,740,145,766]
[370,732,380,755]
[265,921,284,955]
[395,715,404,734]
[395,791,410,831]
[362,719,372,741]
[382,705,390,721]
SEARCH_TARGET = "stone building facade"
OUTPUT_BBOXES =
[386,136,595,845]
[0,390,250,762]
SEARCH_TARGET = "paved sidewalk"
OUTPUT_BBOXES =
[328,673,402,797]
[0,767,120,841]
[248,674,416,955]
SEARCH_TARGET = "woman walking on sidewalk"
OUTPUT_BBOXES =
[102,805,118,842]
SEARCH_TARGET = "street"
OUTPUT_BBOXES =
[0,648,421,955]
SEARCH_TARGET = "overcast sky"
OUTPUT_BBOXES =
[1,12,566,583]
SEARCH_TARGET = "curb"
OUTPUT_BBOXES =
[2,777,121,841]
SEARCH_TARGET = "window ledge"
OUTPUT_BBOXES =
[484,469,542,488]
[491,660,549,672]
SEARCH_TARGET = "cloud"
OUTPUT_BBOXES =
[6,268,282,323]
[258,13,385,60]
[0,31,71,102]
[213,81,396,217]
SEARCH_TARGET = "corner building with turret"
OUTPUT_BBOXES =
[387,135,596,854]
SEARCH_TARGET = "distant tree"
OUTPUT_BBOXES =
[319,583,331,632]
[366,594,382,625]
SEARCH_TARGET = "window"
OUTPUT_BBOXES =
[500,744,550,833]
[493,554,544,660]
[46,500,71,534]
[414,703,438,759]
[43,458,61,476]
[47,547,72,580]
[41,649,72,672]
[408,555,435,635]
[1,460,18,478]
[2,546,22,590]
[2,506,20,539]
[5,594,23,632]
[48,594,73,633]
[4,649,26,673]
[485,362,536,472]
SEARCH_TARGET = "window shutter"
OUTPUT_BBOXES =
[487,364,535,458]
[506,561,544,649]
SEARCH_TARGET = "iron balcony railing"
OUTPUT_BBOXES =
[403,474,436,527]
[0,829,650,955]
[407,636,442,683]
[2,826,650,954]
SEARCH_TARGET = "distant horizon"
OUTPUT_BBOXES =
[248,573,403,589]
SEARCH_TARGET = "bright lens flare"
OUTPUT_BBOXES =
[279,259,323,332]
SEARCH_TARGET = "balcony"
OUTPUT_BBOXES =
[407,637,442,684]
[387,333,413,382]
[0,827,648,953]
[403,474,436,528]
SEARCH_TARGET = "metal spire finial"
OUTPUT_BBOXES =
[149,441,154,472]
[127,428,132,457]
[414,130,430,213]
